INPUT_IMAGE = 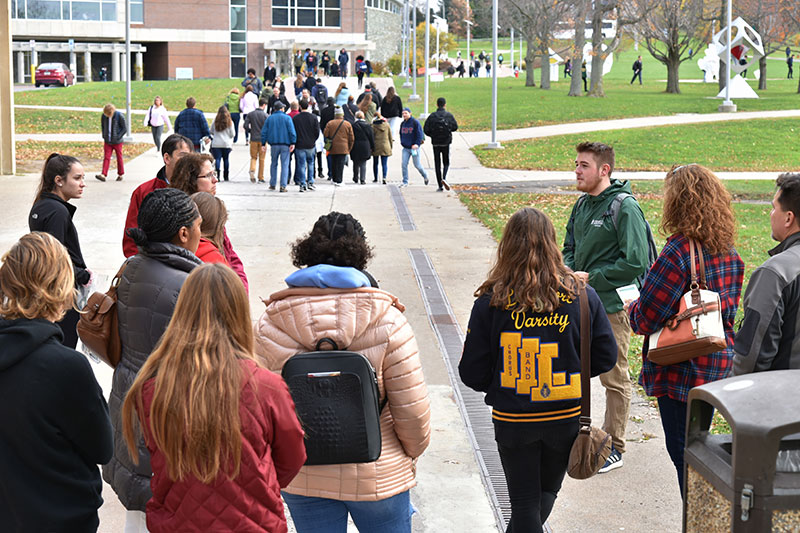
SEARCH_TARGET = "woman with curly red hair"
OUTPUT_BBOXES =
[627,164,744,495]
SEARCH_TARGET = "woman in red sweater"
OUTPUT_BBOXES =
[122,263,306,532]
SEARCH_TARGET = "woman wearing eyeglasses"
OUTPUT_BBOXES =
[169,153,249,292]
[626,164,744,495]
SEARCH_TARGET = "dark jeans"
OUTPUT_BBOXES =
[631,70,642,84]
[373,155,388,181]
[330,154,347,183]
[150,125,163,150]
[497,421,579,533]
[316,151,324,177]
[242,113,250,142]
[352,158,368,183]
[57,308,80,349]
[230,112,240,143]
[211,147,231,175]
[657,396,688,496]
[432,145,450,187]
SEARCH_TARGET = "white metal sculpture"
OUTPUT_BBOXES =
[697,44,720,83]
[713,16,764,99]
[582,43,613,78]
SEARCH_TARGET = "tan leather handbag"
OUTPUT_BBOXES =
[567,286,613,480]
[647,239,726,366]
[77,261,127,368]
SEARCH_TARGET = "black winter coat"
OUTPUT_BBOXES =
[423,108,459,146]
[102,242,201,511]
[0,318,112,532]
[29,192,90,286]
[350,120,375,161]
[101,111,127,145]
[380,95,403,119]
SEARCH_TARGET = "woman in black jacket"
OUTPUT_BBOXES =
[29,153,88,348]
[459,208,617,533]
[102,188,202,532]
[380,86,403,139]
[0,232,113,533]
[350,111,375,184]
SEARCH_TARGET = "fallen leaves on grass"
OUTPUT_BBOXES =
[15,140,152,173]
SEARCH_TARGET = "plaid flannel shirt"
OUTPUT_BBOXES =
[628,234,744,402]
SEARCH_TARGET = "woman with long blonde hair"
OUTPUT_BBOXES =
[0,232,112,532]
[627,164,744,495]
[122,264,305,533]
[460,207,616,532]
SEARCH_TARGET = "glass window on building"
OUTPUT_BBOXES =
[230,0,246,78]
[26,0,62,19]
[273,0,340,28]
[130,0,143,22]
[12,0,120,20]
[72,1,100,20]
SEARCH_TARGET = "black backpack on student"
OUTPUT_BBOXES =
[282,338,386,465]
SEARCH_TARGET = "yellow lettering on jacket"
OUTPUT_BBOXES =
[511,310,570,333]
[499,332,581,401]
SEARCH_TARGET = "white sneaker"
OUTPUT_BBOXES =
[398,183,408,188]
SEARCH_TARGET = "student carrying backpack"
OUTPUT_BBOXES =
[423,97,459,191]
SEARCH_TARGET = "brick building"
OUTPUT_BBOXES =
[10,0,403,81]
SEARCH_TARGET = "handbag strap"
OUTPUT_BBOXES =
[107,260,129,298]
[329,118,345,141]
[688,239,706,305]
[578,285,591,426]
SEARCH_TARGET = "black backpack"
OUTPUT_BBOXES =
[281,338,386,465]
[428,113,451,139]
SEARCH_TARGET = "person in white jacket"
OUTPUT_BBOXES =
[210,106,235,182]
[143,96,171,150]
[239,86,260,143]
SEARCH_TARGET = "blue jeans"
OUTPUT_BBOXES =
[373,155,388,180]
[401,147,427,184]
[282,490,413,533]
[657,396,688,496]
[270,144,291,188]
[294,147,315,187]
[210,147,231,174]
[230,112,240,143]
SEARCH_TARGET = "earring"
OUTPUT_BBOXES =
[57,183,63,187]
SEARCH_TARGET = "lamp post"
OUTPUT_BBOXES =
[435,16,440,68]
[421,0,431,118]
[465,20,473,69]
[510,27,514,69]
[402,0,411,87]
[122,0,134,142]
[409,1,420,101]
[718,0,736,112]
[486,0,501,149]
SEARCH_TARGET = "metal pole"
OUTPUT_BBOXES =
[510,28,514,69]
[486,0,501,149]
[519,31,522,63]
[409,2,420,100]
[718,0,736,112]
[123,0,133,141]
[435,18,440,67]
[465,21,471,69]
[421,0,430,118]
[402,0,411,87]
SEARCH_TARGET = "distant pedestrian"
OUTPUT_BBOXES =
[631,55,642,85]
[121,263,305,533]
[335,82,350,107]
[330,60,340,78]
[292,98,320,192]
[239,85,259,143]
[174,97,211,152]
[357,93,376,123]
[485,60,491,77]
[224,88,241,143]
[260,102,297,192]
[244,99,268,183]
[97,103,126,182]
[338,48,349,78]
[143,95,170,151]
[740,55,748,78]
[399,107,428,188]
[322,106,354,185]
[266,86,290,115]
[241,68,263,98]
[350,111,374,185]
[263,61,277,86]
[294,51,304,75]
[581,60,588,91]
[457,60,465,77]
[564,58,572,78]
[320,50,331,76]
[371,113,392,184]
[423,97,458,191]
[29,153,89,348]
[498,53,504,66]
[210,106,235,182]
[0,232,113,533]
[356,57,368,89]
[99,66,108,81]
[788,55,794,79]
[474,59,480,77]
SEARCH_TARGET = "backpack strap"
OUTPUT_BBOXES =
[565,194,588,255]
[607,192,632,229]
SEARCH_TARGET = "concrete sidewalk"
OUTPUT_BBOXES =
[0,135,686,532]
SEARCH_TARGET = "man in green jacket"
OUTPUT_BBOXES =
[562,142,650,473]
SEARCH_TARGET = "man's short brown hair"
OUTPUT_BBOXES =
[576,142,615,176]
[185,97,196,108]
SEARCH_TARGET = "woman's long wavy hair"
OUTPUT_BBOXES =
[476,208,580,314]
[213,105,233,132]
[122,263,256,483]
[661,164,736,256]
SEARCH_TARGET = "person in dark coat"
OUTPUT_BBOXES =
[338,49,349,78]
[97,103,127,181]
[380,86,403,139]
[29,153,89,349]
[320,97,337,179]
[102,189,202,532]
[0,232,113,533]
[423,97,459,191]
[174,97,211,152]
[263,61,277,86]
[350,111,375,184]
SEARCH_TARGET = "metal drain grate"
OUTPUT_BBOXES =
[388,185,417,231]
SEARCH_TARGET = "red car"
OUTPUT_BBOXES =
[35,63,75,87]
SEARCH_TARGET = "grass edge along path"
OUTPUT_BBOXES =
[458,191,771,434]
[471,118,800,173]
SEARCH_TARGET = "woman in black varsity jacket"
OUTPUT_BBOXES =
[459,207,617,533]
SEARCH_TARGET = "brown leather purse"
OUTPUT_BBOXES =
[567,286,613,480]
[77,261,128,368]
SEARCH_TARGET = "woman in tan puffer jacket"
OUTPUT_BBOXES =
[254,212,431,533]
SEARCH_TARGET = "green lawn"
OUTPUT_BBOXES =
[458,189,772,433]
[472,119,800,172]
[15,108,150,134]
[626,179,777,202]
[14,79,241,115]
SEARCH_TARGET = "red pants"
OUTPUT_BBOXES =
[102,142,124,176]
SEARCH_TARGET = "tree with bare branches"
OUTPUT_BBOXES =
[738,0,794,90]
[568,0,590,96]
[637,0,709,94]
[505,0,570,89]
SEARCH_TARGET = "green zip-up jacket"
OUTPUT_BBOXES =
[562,179,650,314]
